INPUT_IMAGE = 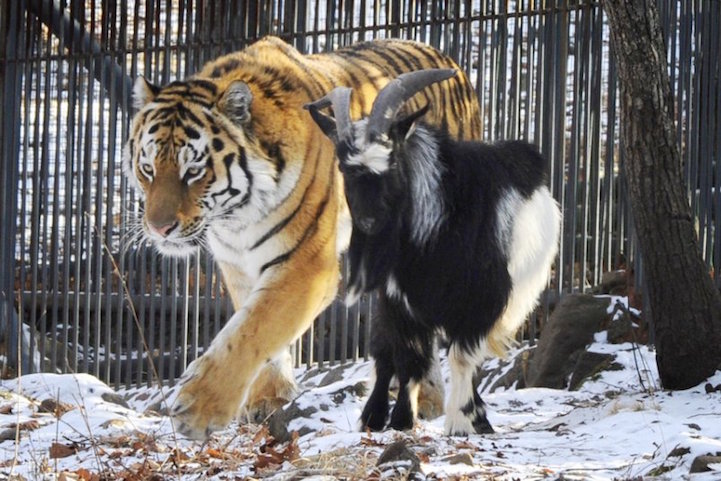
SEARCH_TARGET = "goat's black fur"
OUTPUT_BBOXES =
[307,74,560,436]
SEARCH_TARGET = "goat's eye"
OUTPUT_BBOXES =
[139,163,154,177]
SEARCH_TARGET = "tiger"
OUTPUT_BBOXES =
[123,35,481,439]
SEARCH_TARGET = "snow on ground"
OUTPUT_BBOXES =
[2,329,721,480]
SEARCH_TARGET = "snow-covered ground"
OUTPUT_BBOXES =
[2,328,720,480]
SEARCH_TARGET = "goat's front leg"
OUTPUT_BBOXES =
[379,299,435,431]
[444,343,494,436]
[171,254,339,439]
[360,357,393,431]
[388,329,434,431]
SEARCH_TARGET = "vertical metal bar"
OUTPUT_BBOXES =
[316,310,326,367]
[495,1,507,140]
[159,257,168,383]
[329,300,337,366]
[1,0,25,377]
[94,0,111,384]
[712,0,721,286]
[588,4,603,287]
[180,257,190,373]
[697,1,713,266]
[19,0,35,373]
[556,0,570,292]
[566,5,580,292]
[202,254,213,362]
[169,258,179,381]
[31,5,46,375]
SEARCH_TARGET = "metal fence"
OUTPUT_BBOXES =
[1,0,719,389]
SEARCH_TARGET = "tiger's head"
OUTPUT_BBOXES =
[123,74,306,257]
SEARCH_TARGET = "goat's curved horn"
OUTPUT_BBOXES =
[304,87,354,142]
[366,69,457,141]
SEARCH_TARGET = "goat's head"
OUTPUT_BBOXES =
[305,69,456,234]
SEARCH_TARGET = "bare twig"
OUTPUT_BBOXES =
[90,215,184,478]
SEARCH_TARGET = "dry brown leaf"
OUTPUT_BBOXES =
[205,447,226,459]
[50,442,77,459]
[169,447,190,464]
[74,468,95,481]
[108,450,124,459]
[0,404,12,415]
[13,420,41,431]
[454,440,476,449]
[360,435,385,447]
[253,424,271,444]
[254,431,300,470]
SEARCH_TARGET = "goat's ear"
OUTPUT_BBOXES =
[391,103,430,142]
[305,104,339,144]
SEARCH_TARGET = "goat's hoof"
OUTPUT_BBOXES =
[473,417,494,434]
[360,409,388,431]
[388,407,415,431]
[444,409,494,436]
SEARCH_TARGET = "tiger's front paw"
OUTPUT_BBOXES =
[171,355,247,440]
[243,352,298,423]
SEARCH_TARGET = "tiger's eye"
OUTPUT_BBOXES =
[186,166,202,177]
[140,163,154,177]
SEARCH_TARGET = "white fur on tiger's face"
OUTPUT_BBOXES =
[123,78,288,259]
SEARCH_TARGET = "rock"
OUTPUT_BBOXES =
[592,270,628,295]
[376,441,422,477]
[568,351,617,390]
[689,455,721,473]
[527,294,610,389]
[668,446,690,457]
[704,383,721,393]
[480,348,535,393]
[267,400,318,443]
[607,313,634,344]
[38,398,74,417]
[318,364,356,387]
[101,392,129,409]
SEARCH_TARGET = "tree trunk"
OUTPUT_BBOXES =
[603,0,721,388]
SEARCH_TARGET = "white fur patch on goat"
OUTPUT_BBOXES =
[495,188,523,258]
[486,186,561,357]
[386,274,413,315]
[444,344,485,435]
[406,129,445,245]
[346,142,392,174]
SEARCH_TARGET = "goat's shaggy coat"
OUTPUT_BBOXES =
[307,70,561,435]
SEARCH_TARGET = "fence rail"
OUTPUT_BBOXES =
[1,0,719,389]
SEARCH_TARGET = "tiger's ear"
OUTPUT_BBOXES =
[132,76,160,111]
[218,81,253,126]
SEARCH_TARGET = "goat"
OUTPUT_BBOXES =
[305,69,561,436]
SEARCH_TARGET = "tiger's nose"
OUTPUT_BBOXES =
[148,221,178,238]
